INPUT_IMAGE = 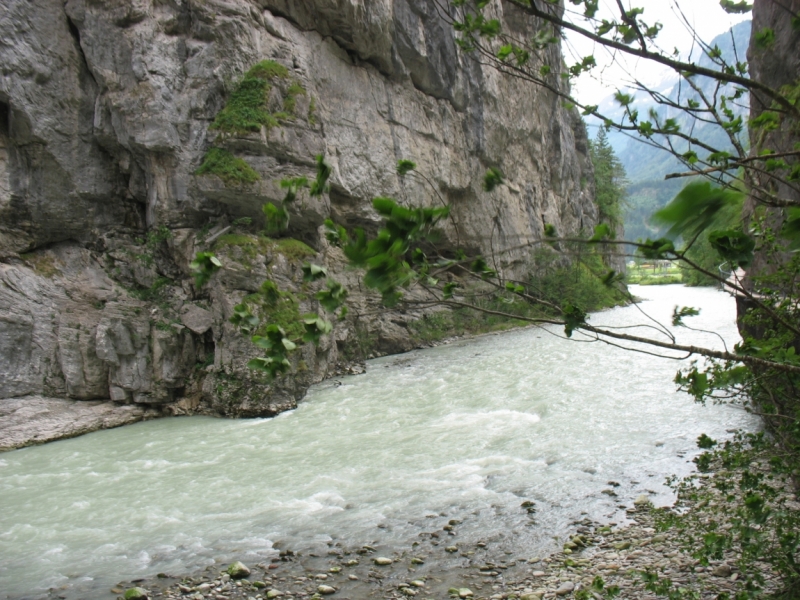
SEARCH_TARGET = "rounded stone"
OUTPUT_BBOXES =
[227,561,251,579]
[123,588,149,600]
[555,581,575,596]
[318,585,336,595]
[374,557,393,566]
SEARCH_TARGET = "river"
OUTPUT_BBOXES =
[0,285,759,599]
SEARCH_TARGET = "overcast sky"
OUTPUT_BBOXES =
[564,0,751,103]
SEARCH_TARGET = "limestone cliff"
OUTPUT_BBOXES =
[0,0,598,449]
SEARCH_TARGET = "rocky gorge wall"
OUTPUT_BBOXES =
[0,0,598,449]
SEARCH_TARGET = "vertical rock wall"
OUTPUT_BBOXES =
[0,0,598,448]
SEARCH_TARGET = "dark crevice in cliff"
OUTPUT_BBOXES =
[64,11,100,91]
[0,101,9,139]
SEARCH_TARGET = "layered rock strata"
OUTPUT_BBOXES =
[0,0,597,448]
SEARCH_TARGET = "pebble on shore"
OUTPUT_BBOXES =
[105,497,780,600]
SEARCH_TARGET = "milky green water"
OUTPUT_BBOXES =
[0,285,758,599]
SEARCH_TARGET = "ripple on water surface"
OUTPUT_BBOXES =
[0,285,759,598]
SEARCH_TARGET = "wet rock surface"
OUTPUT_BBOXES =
[0,0,599,448]
[0,396,158,452]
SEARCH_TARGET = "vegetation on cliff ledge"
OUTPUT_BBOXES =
[195,148,259,186]
[210,60,287,134]
[197,60,309,187]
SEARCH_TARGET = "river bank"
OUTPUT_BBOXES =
[3,286,760,599]
[0,320,537,452]
[90,497,777,600]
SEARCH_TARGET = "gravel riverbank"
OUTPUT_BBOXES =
[85,496,777,600]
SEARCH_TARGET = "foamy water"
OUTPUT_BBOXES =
[0,285,758,598]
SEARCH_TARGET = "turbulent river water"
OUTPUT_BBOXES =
[0,285,760,598]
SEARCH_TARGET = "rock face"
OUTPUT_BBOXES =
[745,0,800,279]
[0,0,597,449]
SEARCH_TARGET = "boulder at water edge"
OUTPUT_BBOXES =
[124,588,149,600]
[227,561,251,579]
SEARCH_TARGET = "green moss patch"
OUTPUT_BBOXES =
[272,237,315,261]
[210,60,289,134]
[20,252,60,278]
[283,81,306,114]
[198,60,311,188]
[196,148,259,185]
[244,280,306,339]
[213,234,316,265]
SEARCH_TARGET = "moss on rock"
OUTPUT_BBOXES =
[211,60,289,134]
[196,148,259,185]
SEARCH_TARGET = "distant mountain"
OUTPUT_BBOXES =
[585,21,752,242]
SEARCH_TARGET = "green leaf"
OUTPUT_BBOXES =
[672,306,700,327]
[230,303,260,333]
[315,280,348,312]
[708,229,755,267]
[719,0,752,13]
[397,159,417,176]
[309,154,332,197]
[479,18,501,37]
[780,207,800,249]
[301,314,333,343]
[589,223,613,242]
[483,167,504,192]
[683,150,699,164]
[263,202,290,235]
[601,270,622,286]
[189,252,222,287]
[707,151,732,165]
[497,44,513,61]
[302,262,328,282]
[562,303,587,338]
[652,181,744,240]
[637,237,675,260]
[754,27,775,49]
[279,176,309,204]
[372,196,397,216]
[749,110,780,131]
[596,20,614,36]
[324,219,349,247]
[544,223,557,238]
[697,433,717,449]
[532,29,557,49]
[443,282,459,299]
[470,257,497,279]
[676,367,709,399]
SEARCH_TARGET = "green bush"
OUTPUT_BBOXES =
[409,251,625,345]
[195,148,259,185]
[272,237,315,261]
[283,81,306,115]
[531,251,627,312]
[243,280,305,340]
[213,234,315,265]
[211,60,288,134]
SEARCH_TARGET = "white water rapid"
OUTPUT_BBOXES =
[0,285,759,598]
